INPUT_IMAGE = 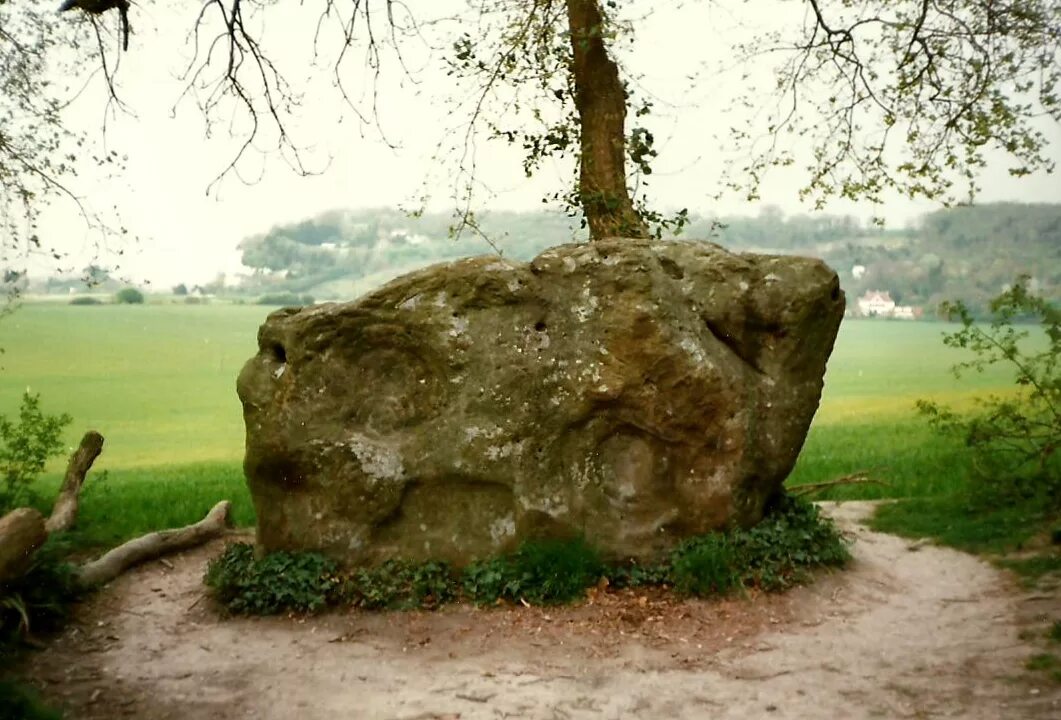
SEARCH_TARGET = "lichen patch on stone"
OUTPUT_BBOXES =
[345,433,405,483]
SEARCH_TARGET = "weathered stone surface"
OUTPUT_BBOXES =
[237,239,844,565]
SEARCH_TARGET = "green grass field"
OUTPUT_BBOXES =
[0,303,1026,546]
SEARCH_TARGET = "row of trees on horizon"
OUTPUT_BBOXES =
[27,202,1060,318]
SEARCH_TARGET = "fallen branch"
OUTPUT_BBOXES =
[46,431,105,534]
[76,501,233,588]
[0,508,48,585]
[791,472,890,497]
[2,430,233,595]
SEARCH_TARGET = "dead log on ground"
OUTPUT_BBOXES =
[76,501,232,588]
[1,431,233,592]
[0,508,48,585]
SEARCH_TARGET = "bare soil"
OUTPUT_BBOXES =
[15,502,1061,719]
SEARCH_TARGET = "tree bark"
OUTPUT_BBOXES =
[76,501,232,588]
[566,0,648,240]
[45,431,104,534]
[0,508,47,585]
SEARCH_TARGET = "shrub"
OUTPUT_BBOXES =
[257,293,314,306]
[342,560,455,610]
[669,535,739,596]
[204,495,848,613]
[727,493,852,591]
[461,556,512,604]
[624,494,850,596]
[204,543,340,615]
[68,296,102,306]
[0,392,71,513]
[917,278,1061,507]
[114,287,144,304]
[464,536,603,605]
[605,561,670,590]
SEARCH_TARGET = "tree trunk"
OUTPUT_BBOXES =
[566,0,648,240]
[46,431,104,534]
[0,508,47,585]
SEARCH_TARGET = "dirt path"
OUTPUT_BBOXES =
[18,502,1061,719]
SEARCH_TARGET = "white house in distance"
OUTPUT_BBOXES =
[858,290,896,316]
[857,290,918,319]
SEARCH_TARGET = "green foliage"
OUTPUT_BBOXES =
[114,287,145,304]
[1026,652,1059,670]
[67,296,102,306]
[729,494,852,591]
[605,561,670,590]
[461,556,514,604]
[1049,620,1061,643]
[667,494,851,596]
[1025,652,1061,684]
[997,555,1061,588]
[0,392,71,513]
[917,278,1061,507]
[342,560,455,610]
[206,496,846,614]
[204,543,340,615]
[256,293,314,306]
[0,680,63,720]
[669,535,739,596]
[464,537,604,606]
[34,463,255,552]
[871,495,1052,555]
[2,536,82,651]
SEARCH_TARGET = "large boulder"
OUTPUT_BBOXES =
[237,239,844,566]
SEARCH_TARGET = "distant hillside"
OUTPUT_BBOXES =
[236,203,1060,313]
[703,203,1061,313]
[235,208,586,298]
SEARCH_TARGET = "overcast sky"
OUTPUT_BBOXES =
[31,1,1061,286]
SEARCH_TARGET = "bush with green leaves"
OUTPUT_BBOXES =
[204,543,340,615]
[68,296,102,306]
[464,536,604,605]
[726,493,852,591]
[669,534,740,596]
[342,560,455,610]
[917,278,1061,507]
[205,495,849,613]
[114,287,145,304]
[0,392,71,513]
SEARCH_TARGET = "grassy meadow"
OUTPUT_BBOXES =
[0,303,1027,547]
